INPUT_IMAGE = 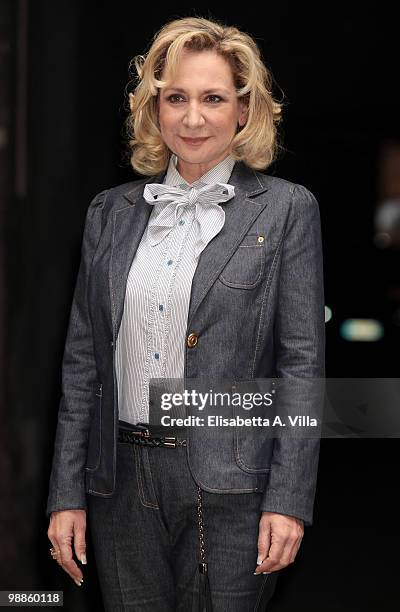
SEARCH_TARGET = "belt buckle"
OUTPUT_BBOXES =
[133,423,150,438]
[163,436,177,448]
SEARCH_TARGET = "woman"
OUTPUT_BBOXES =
[46,16,325,611]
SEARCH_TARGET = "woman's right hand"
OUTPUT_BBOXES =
[47,509,87,587]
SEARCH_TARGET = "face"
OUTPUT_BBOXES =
[157,49,248,182]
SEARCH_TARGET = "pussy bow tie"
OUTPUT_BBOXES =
[143,182,235,259]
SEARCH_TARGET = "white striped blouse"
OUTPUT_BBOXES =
[116,152,236,425]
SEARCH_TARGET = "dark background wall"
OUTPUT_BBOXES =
[1,2,399,610]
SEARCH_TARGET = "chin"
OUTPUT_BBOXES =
[175,147,222,163]
[176,151,212,164]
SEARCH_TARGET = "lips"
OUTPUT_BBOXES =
[180,136,210,144]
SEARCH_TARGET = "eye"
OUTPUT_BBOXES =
[167,94,185,103]
[206,95,222,103]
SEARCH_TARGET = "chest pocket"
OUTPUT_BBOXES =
[218,234,265,289]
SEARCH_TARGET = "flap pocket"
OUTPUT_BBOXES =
[219,234,265,289]
[234,427,274,473]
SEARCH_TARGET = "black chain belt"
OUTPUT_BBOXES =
[118,423,187,448]
[117,421,212,609]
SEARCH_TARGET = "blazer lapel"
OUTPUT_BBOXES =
[186,161,271,328]
[109,170,166,339]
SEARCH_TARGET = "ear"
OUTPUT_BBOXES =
[238,99,248,127]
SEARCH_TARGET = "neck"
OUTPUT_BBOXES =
[176,151,231,184]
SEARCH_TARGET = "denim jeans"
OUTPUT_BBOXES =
[87,423,279,611]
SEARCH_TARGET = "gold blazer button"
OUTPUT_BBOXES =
[187,332,198,348]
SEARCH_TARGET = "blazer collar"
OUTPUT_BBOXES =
[110,160,271,340]
[121,159,270,206]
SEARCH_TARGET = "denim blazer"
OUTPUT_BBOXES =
[46,160,325,526]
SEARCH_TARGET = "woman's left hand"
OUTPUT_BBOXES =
[254,511,304,574]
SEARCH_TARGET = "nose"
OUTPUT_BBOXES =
[182,101,205,128]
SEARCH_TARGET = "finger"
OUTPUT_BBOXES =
[256,520,271,567]
[259,532,302,572]
[257,558,285,573]
[255,537,286,573]
[281,523,303,565]
[73,522,87,565]
[49,540,62,568]
[59,533,84,585]
[287,534,303,564]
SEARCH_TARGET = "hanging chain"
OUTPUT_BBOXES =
[197,485,207,571]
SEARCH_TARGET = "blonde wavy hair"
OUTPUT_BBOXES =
[124,16,284,176]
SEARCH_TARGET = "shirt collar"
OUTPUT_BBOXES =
[164,153,236,188]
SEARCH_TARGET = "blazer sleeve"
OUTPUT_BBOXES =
[259,183,325,526]
[45,189,108,518]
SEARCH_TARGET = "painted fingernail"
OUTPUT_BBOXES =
[263,572,271,575]
[80,554,87,565]
[256,555,263,565]
[74,579,82,587]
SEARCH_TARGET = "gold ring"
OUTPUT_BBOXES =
[50,547,59,559]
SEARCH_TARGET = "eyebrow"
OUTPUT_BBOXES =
[163,87,231,95]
